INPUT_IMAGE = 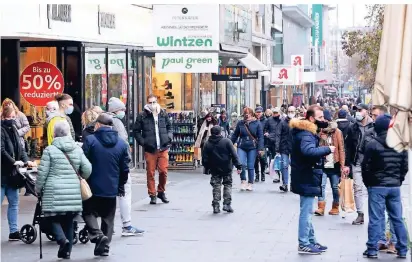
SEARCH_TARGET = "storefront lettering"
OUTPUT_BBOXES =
[100,12,116,29]
[156,36,213,47]
[161,57,213,70]
[48,4,72,23]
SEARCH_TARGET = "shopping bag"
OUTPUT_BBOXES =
[274,154,281,171]
[339,178,356,213]
[269,155,281,178]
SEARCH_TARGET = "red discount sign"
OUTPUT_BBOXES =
[20,62,64,107]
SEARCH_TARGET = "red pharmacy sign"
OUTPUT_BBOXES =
[20,62,64,107]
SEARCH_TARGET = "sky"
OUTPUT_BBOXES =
[329,4,369,29]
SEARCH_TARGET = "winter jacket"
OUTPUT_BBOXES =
[278,117,293,155]
[82,127,130,198]
[336,119,351,139]
[12,111,30,149]
[263,116,282,153]
[65,115,76,141]
[133,109,172,153]
[256,116,268,146]
[109,113,128,143]
[362,131,408,187]
[36,136,92,213]
[1,121,29,186]
[218,117,230,136]
[231,119,264,151]
[202,135,242,174]
[47,116,67,145]
[289,119,331,197]
[319,121,345,170]
[346,117,374,166]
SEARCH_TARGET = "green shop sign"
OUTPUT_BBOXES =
[156,36,213,48]
[155,53,219,73]
[311,4,323,47]
[86,53,136,75]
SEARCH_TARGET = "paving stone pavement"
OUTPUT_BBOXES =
[1,171,410,261]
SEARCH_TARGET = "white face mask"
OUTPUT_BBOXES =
[355,112,365,121]
[288,113,295,119]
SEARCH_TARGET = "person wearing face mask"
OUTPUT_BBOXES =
[289,105,334,255]
[1,98,30,151]
[276,106,296,192]
[44,100,66,146]
[133,95,173,205]
[55,93,75,141]
[1,106,36,241]
[231,107,264,191]
[346,103,374,225]
[253,106,267,182]
[263,107,283,183]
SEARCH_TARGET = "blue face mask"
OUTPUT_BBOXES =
[116,111,125,119]
[64,106,74,115]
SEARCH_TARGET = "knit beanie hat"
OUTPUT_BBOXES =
[108,97,126,113]
[324,109,332,121]
[337,109,347,119]
[374,114,392,134]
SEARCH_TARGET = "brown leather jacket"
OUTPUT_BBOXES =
[319,121,345,168]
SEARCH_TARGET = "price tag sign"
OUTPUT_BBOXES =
[20,62,64,107]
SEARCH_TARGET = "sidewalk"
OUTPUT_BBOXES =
[1,171,408,262]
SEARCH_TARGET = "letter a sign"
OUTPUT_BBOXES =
[291,55,304,85]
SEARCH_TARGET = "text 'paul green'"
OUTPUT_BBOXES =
[157,37,213,47]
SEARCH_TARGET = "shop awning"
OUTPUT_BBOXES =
[219,44,248,58]
[238,53,270,72]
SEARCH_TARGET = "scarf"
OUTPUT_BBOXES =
[144,103,161,116]
[195,120,213,148]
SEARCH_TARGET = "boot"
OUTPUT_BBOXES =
[261,173,265,182]
[328,202,340,215]
[213,205,220,214]
[222,204,234,213]
[314,201,326,216]
[352,212,364,225]
[255,173,260,182]
[149,196,157,205]
[157,192,170,203]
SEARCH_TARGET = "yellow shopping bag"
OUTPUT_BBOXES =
[339,178,356,213]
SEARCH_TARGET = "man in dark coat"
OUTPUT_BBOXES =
[254,106,267,182]
[264,107,282,183]
[202,126,242,214]
[133,94,173,205]
[277,106,295,192]
[361,115,408,259]
[289,105,333,255]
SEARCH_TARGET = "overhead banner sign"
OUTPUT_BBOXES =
[153,5,219,51]
[311,4,323,47]
[291,55,304,85]
[85,52,134,75]
[212,66,243,81]
[155,53,219,73]
[271,66,295,85]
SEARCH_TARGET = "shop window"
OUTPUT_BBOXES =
[199,73,215,112]
[226,81,240,116]
[216,81,226,106]
[144,56,152,101]
[183,74,193,110]
[240,81,246,109]
[85,47,107,110]
[108,49,127,106]
[151,57,182,111]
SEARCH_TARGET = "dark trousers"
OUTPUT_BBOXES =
[254,152,267,175]
[82,196,116,243]
[50,214,75,252]
[210,172,232,206]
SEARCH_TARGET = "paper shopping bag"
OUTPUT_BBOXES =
[339,178,356,213]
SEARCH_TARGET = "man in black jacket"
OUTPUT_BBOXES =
[202,126,242,214]
[264,107,282,183]
[254,106,267,182]
[361,115,408,259]
[277,106,295,192]
[133,94,173,205]
[346,103,374,225]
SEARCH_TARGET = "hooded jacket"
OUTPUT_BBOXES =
[202,135,242,174]
[82,127,130,197]
[133,108,172,153]
[362,131,408,187]
[36,136,92,213]
[289,119,331,197]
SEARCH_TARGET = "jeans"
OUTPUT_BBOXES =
[50,215,75,252]
[280,154,290,185]
[1,186,19,233]
[318,172,340,203]
[237,148,257,184]
[118,174,132,228]
[352,164,367,213]
[379,214,397,245]
[366,187,408,255]
[298,196,317,246]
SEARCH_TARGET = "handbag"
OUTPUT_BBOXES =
[9,166,26,189]
[62,152,92,201]
[243,123,257,147]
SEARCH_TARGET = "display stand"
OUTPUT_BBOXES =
[168,111,197,170]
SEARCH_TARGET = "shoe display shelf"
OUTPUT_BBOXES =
[168,111,197,170]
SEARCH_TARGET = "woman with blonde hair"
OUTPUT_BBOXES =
[81,106,104,140]
[0,98,30,150]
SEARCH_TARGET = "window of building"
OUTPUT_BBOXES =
[216,81,226,107]
[85,47,107,110]
[108,49,127,106]
[226,81,240,115]
[199,73,215,112]
[183,74,193,110]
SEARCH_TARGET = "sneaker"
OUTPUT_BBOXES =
[240,181,247,191]
[386,243,397,254]
[397,253,407,259]
[121,226,145,237]
[273,178,280,183]
[254,174,260,183]
[57,239,70,259]
[313,243,327,252]
[298,244,322,255]
[9,232,20,241]
[101,245,110,257]
[222,204,234,213]
[246,183,253,191]
[213,205,220,214]
[352,212,364,225]
[94,236,109,256]
[363,250,378,259]
[279,184,288,192]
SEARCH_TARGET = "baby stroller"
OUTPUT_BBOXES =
[19,167,90,246]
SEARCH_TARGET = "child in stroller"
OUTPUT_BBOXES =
[19,167,89,245]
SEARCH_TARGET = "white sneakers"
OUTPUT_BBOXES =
[240,181,253,191]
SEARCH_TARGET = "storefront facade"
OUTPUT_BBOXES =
[0,4,152,167]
